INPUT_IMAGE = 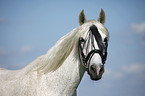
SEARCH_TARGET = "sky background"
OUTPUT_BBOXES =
[0,0,145,96]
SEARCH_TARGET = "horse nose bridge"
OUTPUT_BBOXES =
[91,53,102,64]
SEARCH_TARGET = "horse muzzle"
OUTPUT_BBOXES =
[88,64,104,81]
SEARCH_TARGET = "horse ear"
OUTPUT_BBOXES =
[98,8,105,25]
[79,10,87,25]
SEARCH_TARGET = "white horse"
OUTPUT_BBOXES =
[0,9,109,96]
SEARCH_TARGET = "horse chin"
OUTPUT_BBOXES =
[90,75,102,81]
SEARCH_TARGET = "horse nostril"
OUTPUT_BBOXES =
[90,65,96,73]
[99,66,104,73]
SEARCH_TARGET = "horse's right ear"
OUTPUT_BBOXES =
[98,8,106,25]
[79,10,87,25]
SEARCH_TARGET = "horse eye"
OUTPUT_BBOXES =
[104,38,108,48]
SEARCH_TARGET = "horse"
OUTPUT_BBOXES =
[0,9,109,96]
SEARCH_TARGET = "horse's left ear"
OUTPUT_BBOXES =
[98,8,106,25]
[79,10,87,25]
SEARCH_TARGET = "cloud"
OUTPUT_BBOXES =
[122,63,145,74]
[0,45,35,57]
[0,45,35,70]
[20,45,34,53]
[141,41,145,46]
[0,17,8,24]
[104,69,124,80]
[104,63,145,80]
[131,22,145,34]
[0,47,7,56]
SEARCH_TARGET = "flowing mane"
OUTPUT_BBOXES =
[23,26,82,74]
[37,28,79,73]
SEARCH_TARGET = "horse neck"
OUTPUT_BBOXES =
[43,45,85,95]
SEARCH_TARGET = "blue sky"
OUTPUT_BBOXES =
[0,0,145,96]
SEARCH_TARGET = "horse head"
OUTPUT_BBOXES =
[78,9,109,81]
